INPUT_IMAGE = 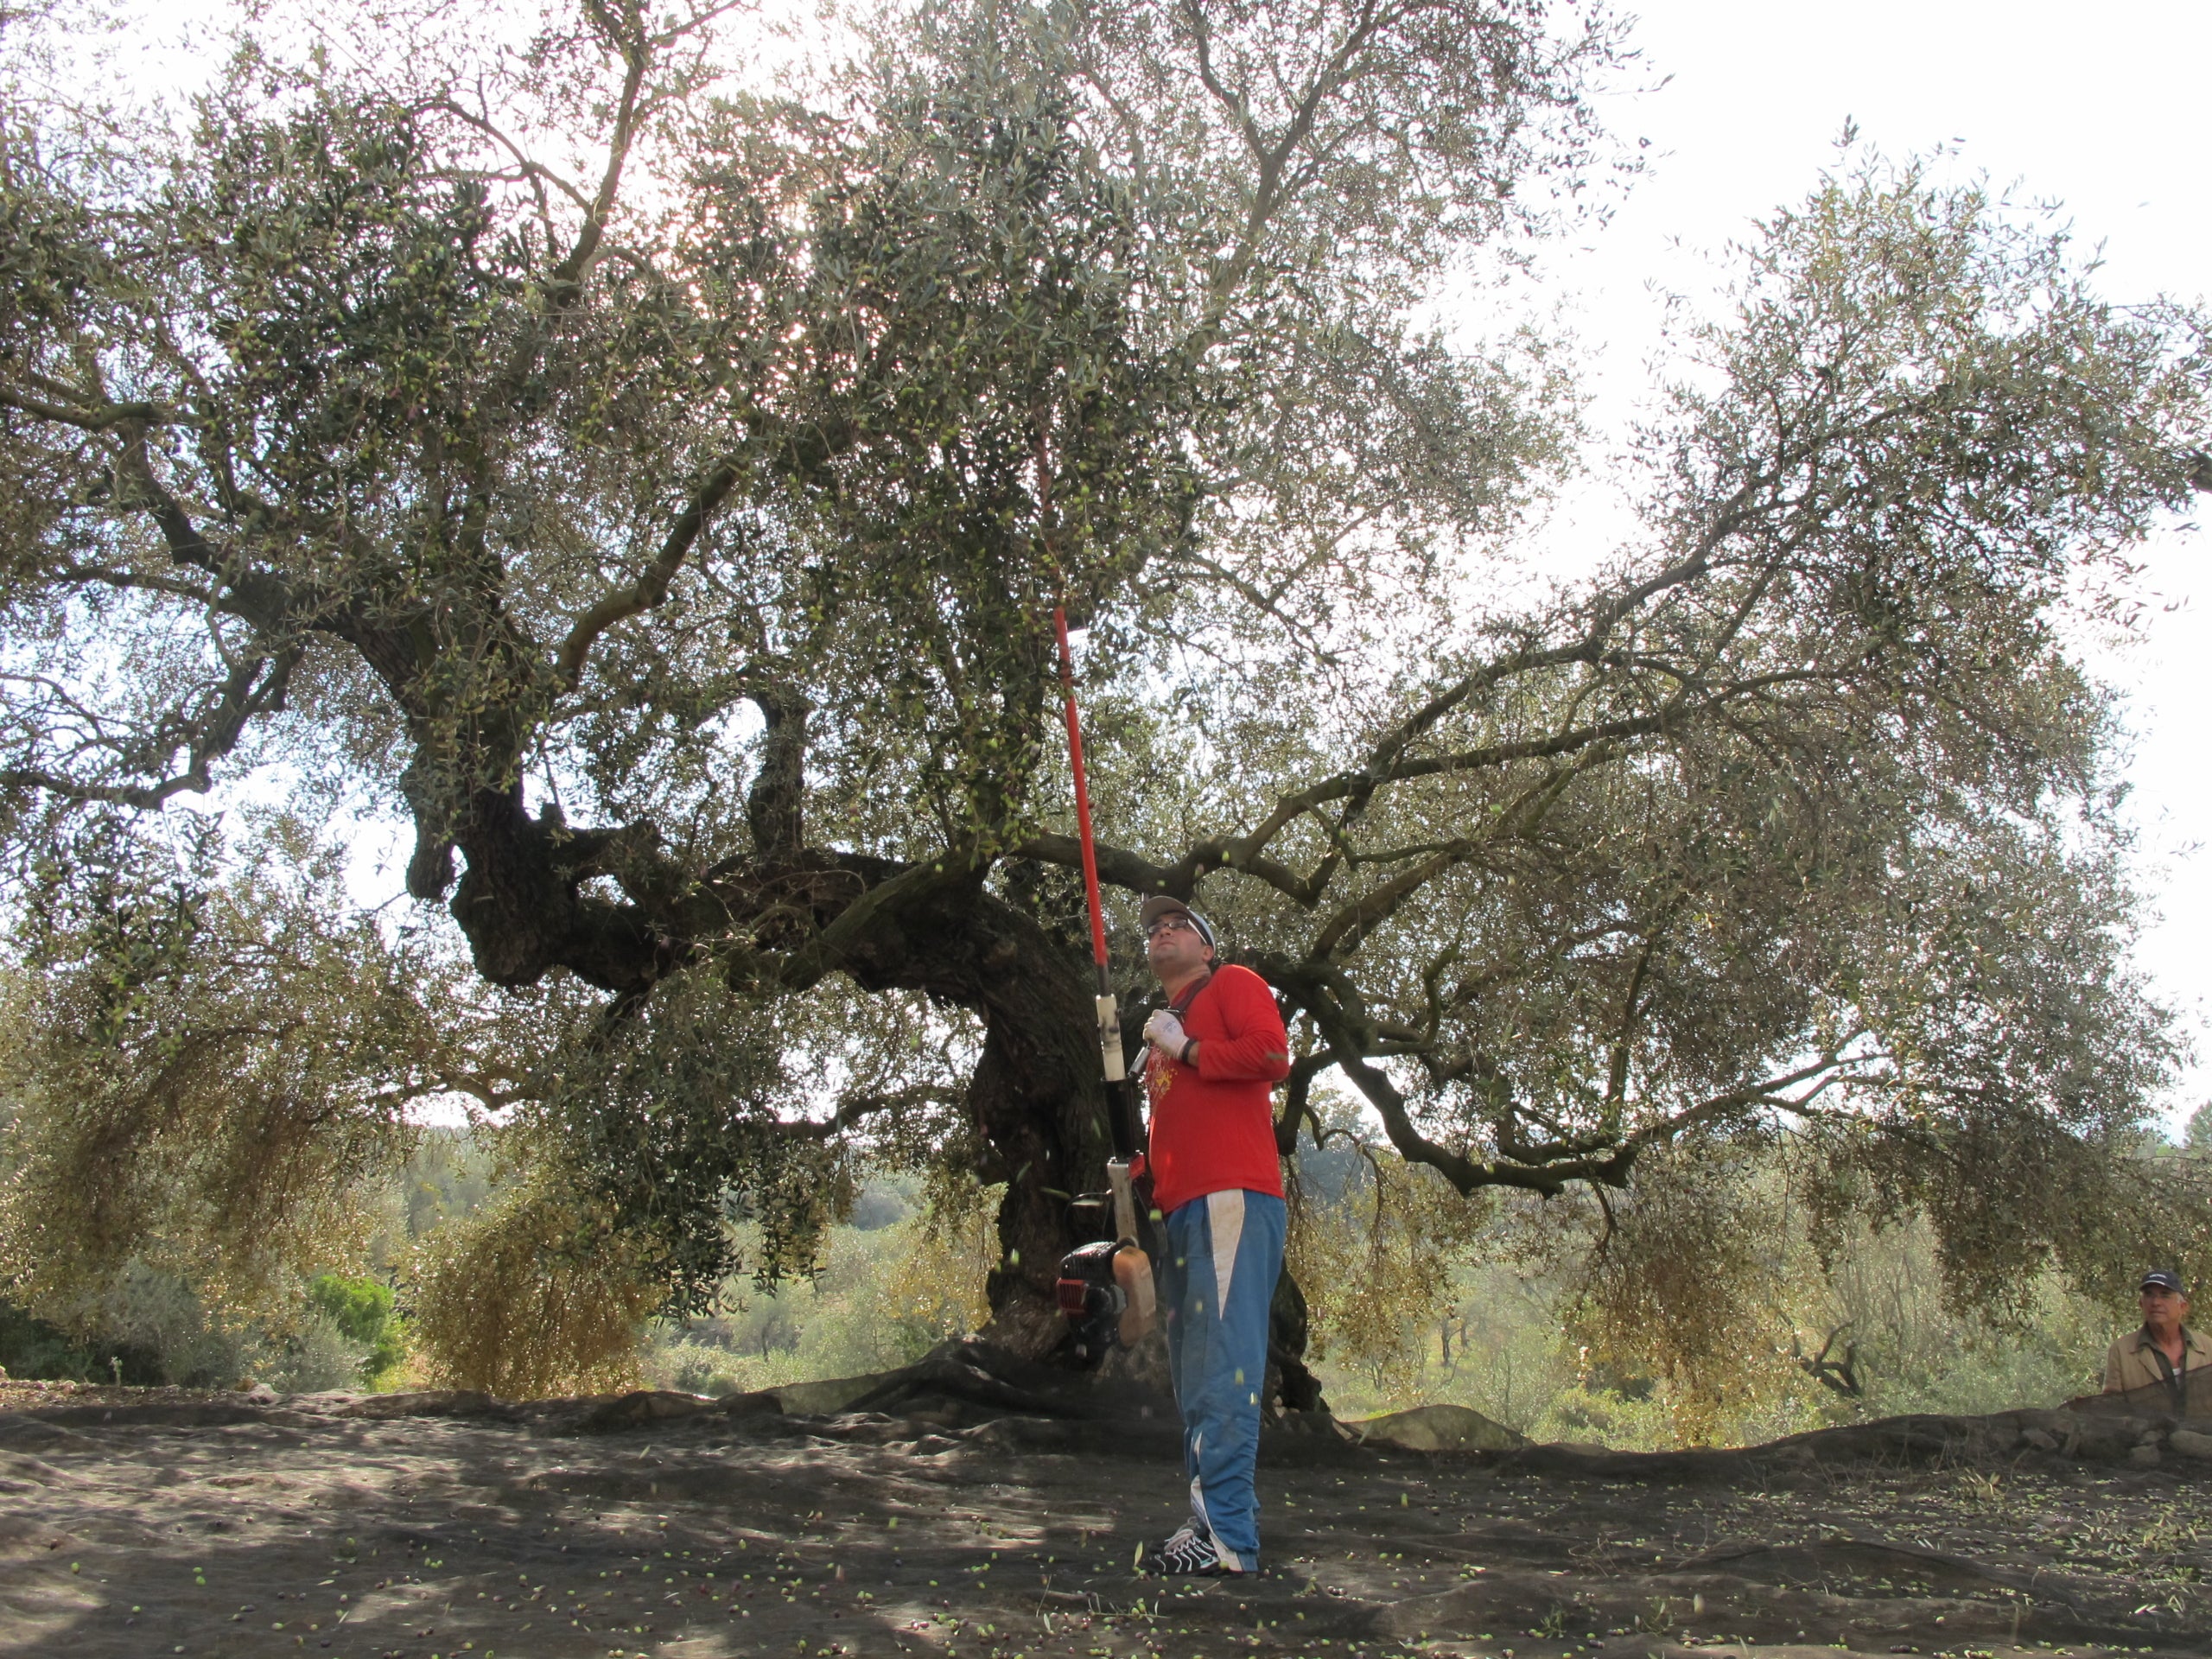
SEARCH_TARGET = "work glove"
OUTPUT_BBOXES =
[1144,1009,1188,1054]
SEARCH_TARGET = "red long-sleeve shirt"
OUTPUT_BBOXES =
[1141,963,1291,1215]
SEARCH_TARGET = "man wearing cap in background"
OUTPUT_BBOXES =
[2103,1269,2209,1412]
[1133,893,1291,1576]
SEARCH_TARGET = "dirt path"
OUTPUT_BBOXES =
[3,1366,2207,1659]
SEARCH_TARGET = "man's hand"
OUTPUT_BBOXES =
[1143,1009,1187,1052]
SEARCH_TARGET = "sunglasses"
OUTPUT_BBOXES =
[1143,915,1198,938]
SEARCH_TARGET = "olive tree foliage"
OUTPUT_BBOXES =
[0,0,1610,1332]
[0,0,2208,1370]
[0,817,454,1320]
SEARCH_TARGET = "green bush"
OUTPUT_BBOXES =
[307,1273,406,1386]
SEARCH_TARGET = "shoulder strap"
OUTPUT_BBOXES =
[2144,1328,2185,1410]
[1168,968,1215,1018]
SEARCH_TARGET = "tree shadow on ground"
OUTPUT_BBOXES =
[2,1341,2208,1659]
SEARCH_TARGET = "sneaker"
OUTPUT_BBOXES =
[1141,1521,1244,1577]
[1157,1516,1203,1552]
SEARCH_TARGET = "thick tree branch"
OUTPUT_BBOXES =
[781,1083,964,1141]
[0,387,179,430]
[1306,746,1609,959]
[741,670,812,860]
[555,457,743,688]
[0,644,299,810]
[550,3,652,296]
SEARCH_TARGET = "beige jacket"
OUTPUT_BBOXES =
[2102,1324,2210,1399]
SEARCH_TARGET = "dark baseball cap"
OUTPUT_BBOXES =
[2141,1269,2187,1294]
[1139,893,1217,951]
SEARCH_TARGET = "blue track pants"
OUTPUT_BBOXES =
[1158,1188,1285,1571]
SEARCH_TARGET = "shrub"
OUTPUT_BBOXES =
[307,1273,407,1386]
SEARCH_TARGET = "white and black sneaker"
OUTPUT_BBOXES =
[1141,1520,1244,1577]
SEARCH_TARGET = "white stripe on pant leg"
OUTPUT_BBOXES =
[1188,1433,1244,1573]
[1196,1194,1250,1574]
[1206,1189,1245,1313]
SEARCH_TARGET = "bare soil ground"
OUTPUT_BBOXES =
[3,1347,2207,1659]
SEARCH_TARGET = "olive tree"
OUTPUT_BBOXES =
[1,0,2205,1375]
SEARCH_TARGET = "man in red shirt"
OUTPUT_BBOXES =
[1134,894,1291,1576]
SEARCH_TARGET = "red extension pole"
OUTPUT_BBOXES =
[1052,607,1149,1293]
[1052,605,1112,991]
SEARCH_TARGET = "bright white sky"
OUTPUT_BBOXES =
[64,0,2212,1122]
[1526,0,2212,1123]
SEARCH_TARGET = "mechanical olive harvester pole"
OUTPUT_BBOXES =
[1031,410,1154,1357]
[1049,602,1157,1355]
